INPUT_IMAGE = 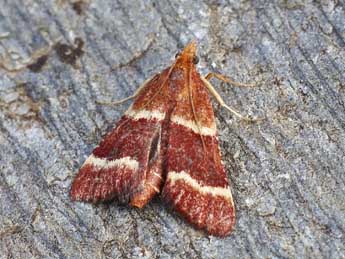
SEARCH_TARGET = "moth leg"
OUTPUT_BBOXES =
[96,76,154,106]
[201,77,260,122]
[204,72,256,88]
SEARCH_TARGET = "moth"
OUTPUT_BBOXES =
[70,41,253,236]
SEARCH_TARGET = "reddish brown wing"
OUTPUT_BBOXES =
[161,67,235,237]
[70,70,171,207]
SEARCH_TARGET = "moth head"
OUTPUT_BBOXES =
[175,41,199,66]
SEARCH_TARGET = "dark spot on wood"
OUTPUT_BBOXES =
[273,76,284,86]
[27,54,49,72]
[71,1,86,15]
[54,38,84,67]
[232,45,242,53]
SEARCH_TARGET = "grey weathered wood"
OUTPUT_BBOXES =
[1,0,345,258]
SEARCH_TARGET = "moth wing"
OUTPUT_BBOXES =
[70,73,170,206]
[161,71,235,236]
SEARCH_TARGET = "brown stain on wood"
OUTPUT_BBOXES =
[54,38,84,67]
[71,1,87,15]
[27,54,49,72]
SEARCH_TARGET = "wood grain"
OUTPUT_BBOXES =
[0,1,344,258]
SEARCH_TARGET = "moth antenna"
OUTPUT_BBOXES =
[141,61,176,110]
[188,67,207,154]
[96,75,157,106]
[205,73,256,88]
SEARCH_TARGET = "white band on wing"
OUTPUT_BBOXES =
[83,154,139,171]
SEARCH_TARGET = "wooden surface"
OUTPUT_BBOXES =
[1,1,344,258]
